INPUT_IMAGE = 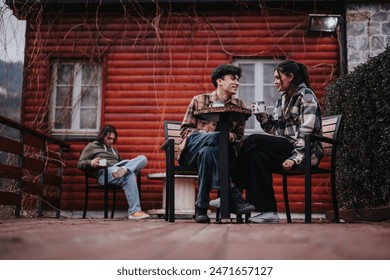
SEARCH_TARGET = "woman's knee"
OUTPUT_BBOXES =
[245,134,269,145]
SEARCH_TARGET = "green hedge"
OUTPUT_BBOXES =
[324,45,390,209]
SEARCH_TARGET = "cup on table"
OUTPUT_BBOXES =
[212,100,225,107]
[251,101,266,114]
[98,158,107,167]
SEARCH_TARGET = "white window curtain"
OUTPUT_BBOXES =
[50,61,102,136]
[234,59,278,134]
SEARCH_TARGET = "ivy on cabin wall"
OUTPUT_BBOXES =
[1,1,346,216]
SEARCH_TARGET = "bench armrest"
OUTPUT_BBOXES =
[307,133,341,145]
[161,138,174,151]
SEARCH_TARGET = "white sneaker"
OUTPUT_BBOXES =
[209,197,220,208]
[248,212,279,224]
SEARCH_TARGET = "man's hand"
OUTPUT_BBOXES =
[91,158,101,168]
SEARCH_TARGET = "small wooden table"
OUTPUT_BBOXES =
[147,173,198,218]
[194,108,251,222]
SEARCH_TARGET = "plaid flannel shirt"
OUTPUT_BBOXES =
[260,83,323,165]
[178,91,246,162]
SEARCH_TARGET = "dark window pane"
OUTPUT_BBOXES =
[238,63,255,84]
[57,64,74,85]
[238,85,255,107]
[54,108,72,129]
[82,64,99,85]
[263,85,279,106]
[80,87,98,107]
[80,109,97,129]
[264,63,277,84]
[56,86,72,106]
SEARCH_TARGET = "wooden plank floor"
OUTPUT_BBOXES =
[0,218,389,260]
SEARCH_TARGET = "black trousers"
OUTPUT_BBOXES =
[234,133,294,212]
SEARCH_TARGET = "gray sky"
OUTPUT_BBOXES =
[0,1,26,63]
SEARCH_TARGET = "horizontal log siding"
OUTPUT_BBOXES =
[21,3,340,214]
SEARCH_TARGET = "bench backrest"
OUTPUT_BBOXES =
[319,114,343,168]
[164,120,182,161]
[163,115,342,165]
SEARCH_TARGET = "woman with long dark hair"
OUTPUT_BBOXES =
[235,60,323,223]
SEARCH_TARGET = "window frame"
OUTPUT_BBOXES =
[50,60,102,137]
[234,58,278,134]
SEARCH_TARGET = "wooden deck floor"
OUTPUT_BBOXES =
[1,217,389,260]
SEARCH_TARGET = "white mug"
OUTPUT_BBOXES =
[252,101,266,114]
[212,100,225,107]
[99,158,107,167]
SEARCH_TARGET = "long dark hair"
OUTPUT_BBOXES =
[97,124,117,143]
[276,60,312,114]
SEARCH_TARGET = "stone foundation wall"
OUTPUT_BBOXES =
[346,2,390,71]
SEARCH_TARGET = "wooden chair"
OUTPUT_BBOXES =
[161,121,198,222]
[82,166,141,219]
[273,114,343,223]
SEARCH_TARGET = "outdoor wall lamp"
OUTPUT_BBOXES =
[307,14,340,33]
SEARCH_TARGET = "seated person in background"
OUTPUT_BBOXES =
[77,124,149,220]
[178,64,255,223]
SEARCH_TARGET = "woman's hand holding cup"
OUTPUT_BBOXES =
[251,101,267,115]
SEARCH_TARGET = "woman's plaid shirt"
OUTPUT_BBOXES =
[260,83,323,166]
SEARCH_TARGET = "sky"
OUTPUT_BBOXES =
[0,1,26,63]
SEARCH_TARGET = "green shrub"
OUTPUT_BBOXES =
[324,45,390,209]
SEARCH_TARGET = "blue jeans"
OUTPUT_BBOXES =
[180,132,220,209]
[98,155,147,215]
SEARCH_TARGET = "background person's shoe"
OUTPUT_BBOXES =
[112,167,127,178]
[128,211,150,220]
[209,197,220,208]
[248,212,279,223]
[193,205,210,223]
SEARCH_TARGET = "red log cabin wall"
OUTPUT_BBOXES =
[20,2,341,214]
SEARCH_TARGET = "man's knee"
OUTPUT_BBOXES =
[137,155,148,165]
[199,146,216,158]
[198,146,218,167]
[196,131,219,146]
[206,132,219,146]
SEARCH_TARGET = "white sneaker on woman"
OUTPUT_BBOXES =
[248,212,279,223]
[209,197,220,208]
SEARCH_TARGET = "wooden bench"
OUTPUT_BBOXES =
[147,121,198,221]
[273,114,343,223]
[151,115,343,224]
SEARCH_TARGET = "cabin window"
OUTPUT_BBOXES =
[234,59,278,133]
[50,61,102,136]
